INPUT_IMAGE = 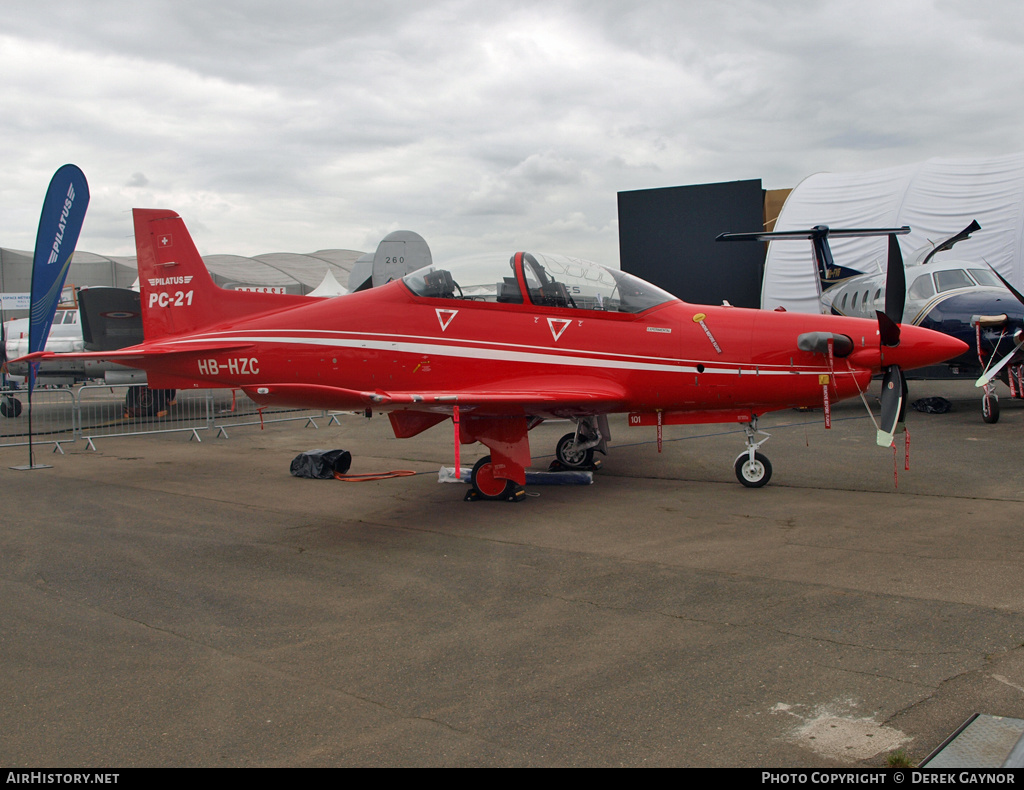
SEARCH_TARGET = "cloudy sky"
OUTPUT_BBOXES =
[2,0,1022,265]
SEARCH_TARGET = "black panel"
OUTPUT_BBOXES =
[78,287,143,350]
[617,180,765,308]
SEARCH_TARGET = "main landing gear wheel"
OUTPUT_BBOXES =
[470,455,517,501]
[555,432,594,469]
[735,452,772,488]
[125,387,176,418]
[982,393,1000,424]
[1,395,22,418]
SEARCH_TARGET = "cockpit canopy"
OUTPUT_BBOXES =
[402,252,676,314]
[908,267,1003,300]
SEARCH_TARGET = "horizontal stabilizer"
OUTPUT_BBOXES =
[716,226,911,243]
[718,225,910,290]
[13,340,256,366]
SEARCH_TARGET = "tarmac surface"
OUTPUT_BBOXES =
[2,380,1024,767]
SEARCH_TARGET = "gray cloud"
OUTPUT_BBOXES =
[2,0,1022,267]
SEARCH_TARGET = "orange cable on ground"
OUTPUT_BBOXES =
[333,470,418,482]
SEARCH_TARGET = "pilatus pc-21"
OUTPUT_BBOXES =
[720,221,1024,423]
[22,209,967,500]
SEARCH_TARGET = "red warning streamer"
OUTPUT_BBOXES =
[823,337,834,429]
[453,405,461,479]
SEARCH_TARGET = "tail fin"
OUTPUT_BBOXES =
[807,227,868,292]
[134,208,311,341]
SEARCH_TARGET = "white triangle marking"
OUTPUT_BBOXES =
[436,309,458,331]
[548,318,571,341]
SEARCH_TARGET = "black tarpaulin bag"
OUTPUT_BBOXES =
[289,449,353,479]
[911,397,952,414]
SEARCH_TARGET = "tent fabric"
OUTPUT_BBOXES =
[1,247,364,304]
[307,269,348,297]
[761,154,1024,312]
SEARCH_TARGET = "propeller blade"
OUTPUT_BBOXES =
[884,233,906,327]
[874,234,906,350]
[877,365,906,447]
[876,310,901,348]
[974,262,1024,387]
[975,335,1024,387]
[921,220,981,266]
[985,261,1024,307]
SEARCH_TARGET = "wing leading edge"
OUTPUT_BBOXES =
[241,381,629,415]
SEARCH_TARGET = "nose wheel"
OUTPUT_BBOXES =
[734,418,772,487]
[982,388,1000,423]
[735,452,772,487]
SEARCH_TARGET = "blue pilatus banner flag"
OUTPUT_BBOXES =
[28,164,90,361]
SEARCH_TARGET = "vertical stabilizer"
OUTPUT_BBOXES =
[133,209,311,341]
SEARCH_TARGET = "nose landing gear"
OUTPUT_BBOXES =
[734,418,772,487]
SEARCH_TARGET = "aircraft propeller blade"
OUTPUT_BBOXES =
[878,233,906,346]
[873,233,910,447]
[985,261,1024,307]
[877,365,907,447]
[921,220,981,266]
[973,262,1024,388]
[975,334,1024,387]
[876,310,901,348]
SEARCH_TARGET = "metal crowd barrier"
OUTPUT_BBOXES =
[0,385,336,450]
[200,388,330,435]
[77,385,214,447]
[0,387,77,452]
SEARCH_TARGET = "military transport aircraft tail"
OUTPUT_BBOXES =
[133,208,312,342]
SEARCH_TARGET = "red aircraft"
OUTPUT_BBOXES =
[23,209,967,499]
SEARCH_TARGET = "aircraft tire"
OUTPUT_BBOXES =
[126,386,150,417]
[735,452,772,488]
[471,455,516,500]
[125,386,171,417]
[0,396,23,418]
[982,394,1000,424]
[555,432,594,468]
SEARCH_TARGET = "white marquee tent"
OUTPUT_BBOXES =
[761,154,1024,312]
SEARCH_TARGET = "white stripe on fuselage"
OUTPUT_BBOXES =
[161,328,853,378]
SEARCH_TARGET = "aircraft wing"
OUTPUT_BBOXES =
[242,380,629,415]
